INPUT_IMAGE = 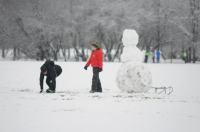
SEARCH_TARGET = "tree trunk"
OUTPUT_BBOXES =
[13,46,17,60]
[170,43,173,63]
[63,48,67,62]
[81,46,87,61]
[112,43,122,62]
[67,48,70,60]
[53,51,58,61]
[17,48,20,59]
[192,47,196,63]
[2,47,5,58]
[190,0,199,63]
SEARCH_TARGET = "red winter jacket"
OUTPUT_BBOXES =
[86,49,103,68]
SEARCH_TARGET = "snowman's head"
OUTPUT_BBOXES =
[122,29,139,47]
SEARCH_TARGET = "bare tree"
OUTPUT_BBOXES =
[189,0,200,63]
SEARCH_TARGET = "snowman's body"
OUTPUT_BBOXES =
[116,29,152,93]
[121,46,143,63]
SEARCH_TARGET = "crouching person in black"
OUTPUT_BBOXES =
[40,60,62,93]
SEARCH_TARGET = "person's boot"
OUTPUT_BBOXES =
[97,90,102,93]
[96,89,102,93]
[46,89,55,93]
[89,90,95,93]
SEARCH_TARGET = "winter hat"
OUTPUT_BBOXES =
[91,42,101,49]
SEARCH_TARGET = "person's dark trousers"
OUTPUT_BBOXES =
[92,67,102,92]
[152,57,155,63]
[46,77,56,91]
[144,55,148,63]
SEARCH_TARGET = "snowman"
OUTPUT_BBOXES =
[116,29,152,93]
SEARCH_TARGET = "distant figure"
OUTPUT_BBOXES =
[181,50,187,63]
[156,49,161,63]
[144,50,152,63]
[84,43,103,93]
[144,50,151,63]
[40,60,62,93]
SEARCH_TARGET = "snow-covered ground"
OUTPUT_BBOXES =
[0,61,200,132]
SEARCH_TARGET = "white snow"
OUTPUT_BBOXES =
[117,29,152,93]
[121,29,143,63]
[0,61,200,132]
[116,62,152,93]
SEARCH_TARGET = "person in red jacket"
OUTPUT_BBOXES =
[84,43,103,93]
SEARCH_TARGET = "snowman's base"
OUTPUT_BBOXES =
[116,63,153,93]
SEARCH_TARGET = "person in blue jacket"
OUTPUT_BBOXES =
[156,49,161,63]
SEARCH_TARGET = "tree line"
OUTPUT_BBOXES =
[0,0,199,62]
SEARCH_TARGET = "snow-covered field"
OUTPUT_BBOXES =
[0,61,200,132]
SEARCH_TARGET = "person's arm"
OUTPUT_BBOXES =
[84,52,93,70]
[86,53,92,67]
[39,72,44,92]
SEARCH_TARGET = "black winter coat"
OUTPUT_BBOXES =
[40,60,62,90]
